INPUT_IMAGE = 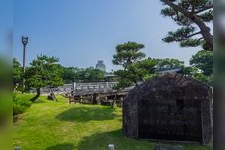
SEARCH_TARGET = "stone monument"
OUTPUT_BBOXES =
[123,73,212,144]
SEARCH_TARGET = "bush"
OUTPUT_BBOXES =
[13,93,32,116]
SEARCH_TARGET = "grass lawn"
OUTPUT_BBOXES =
[13,94,212,150]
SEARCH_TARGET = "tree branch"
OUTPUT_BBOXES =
[198,37,204,41]
[186,31,201,38]
[161,0,213,51]
[194,5,213,14]
[192,5,195,13]
[161,0,193,19]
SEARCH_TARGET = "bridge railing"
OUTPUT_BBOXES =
[39,82,118,95]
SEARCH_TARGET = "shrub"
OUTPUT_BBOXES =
[13,93,32,116]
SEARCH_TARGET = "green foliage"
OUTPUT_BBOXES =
[182,66,199,76]
[163,27,195,42]
[62,67,105,83]
[74,67,105,82]
[82,67,105,82]
[182,69,211,85]
[13,58,22,86]
[112,41,146,69]
[151,58,184,71]
[198,10,213,22]
[128,59,156,81]
[135,59,156,73]
[182,66,203,80]
[25,55,64,90]
[183,50,213,85]
[161,0,213,50]
[113,59,155,89]
[180,39,204,47]
[193,73,210,84]
[113,70,136,89]
[13,93,32,116]
[190,50,213,76]
[61,67,77,83]
[112,42,153,89]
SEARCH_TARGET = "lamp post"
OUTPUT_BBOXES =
[22,36,28,93]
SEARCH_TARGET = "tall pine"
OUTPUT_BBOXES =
[161,0,213,51]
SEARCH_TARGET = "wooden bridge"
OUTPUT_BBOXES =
[40,81,118,95]
[67,90,129,105]
[39,81,135,104]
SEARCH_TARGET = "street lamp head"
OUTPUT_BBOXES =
[22,36,28,45]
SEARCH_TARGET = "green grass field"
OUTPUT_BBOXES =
[13,94,212,150]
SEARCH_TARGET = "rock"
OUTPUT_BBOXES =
[155,144,183,150]
[123,73,213,144]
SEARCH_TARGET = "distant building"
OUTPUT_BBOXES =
[96,60,106,72]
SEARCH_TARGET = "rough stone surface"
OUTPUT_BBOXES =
[154,145,183,150]
[123,73,213,144]
[47,94,55,100]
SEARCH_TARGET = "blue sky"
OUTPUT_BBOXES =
[13,0,202,72]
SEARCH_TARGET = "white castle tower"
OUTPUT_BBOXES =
[96,60,106,72]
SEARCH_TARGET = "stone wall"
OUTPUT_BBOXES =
[123,73,213,144]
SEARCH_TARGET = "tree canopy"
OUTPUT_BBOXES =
[161,0,213,51]
[13,58,22,86]
[112,42,155,89]
[25,55,63,89]
[25,55,63,101]
[74,67,105,82]
[150,58,184,71]
[181,50,213,85]
[190,50,213,76]
[61,67,78,83]
[112,41,146,69]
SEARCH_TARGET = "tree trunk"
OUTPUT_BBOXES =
[30,87,41,102]
[92,93,97,104]
[134,80,139,87]
[111,94,117,108]
[49,88,58,101]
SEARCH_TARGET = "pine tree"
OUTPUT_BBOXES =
[112,41,146,88]
[161,0,213,51]
[25,55,63,102]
